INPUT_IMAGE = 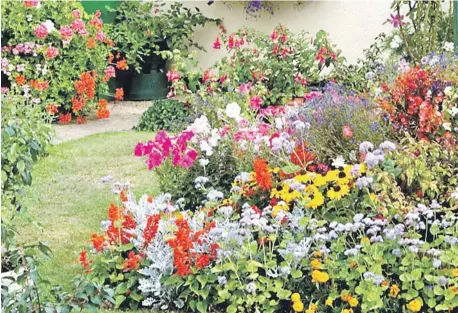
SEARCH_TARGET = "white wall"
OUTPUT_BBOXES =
[184,0,393,68]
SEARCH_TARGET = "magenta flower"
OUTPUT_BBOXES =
[134,143,144,156]
[270,30,278,41]
[71,19,85,33]
[147,149,164,169]
[258,122,271,136]
[213,37,221,49]
[250,95,263,110]
[387,13,405,28]
[60,26,74,40]
[166,70,180,82]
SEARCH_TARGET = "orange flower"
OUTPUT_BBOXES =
[98,98,108,108]
[116,59,127,70]
[79,250,92,273]
[90,234,106,252]
[253,158,272,191]
[59,113,72,124]
[87,37,96,48]
[72,96,86,113]
[122,251,142,272]
[96,107,110,119]
[15,75,26,85]
[115,88,124,100]
[46,103,59,115]
[76,115,87,124]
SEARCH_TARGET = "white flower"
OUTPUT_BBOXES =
[332,155,346,168]
[274,117,284,130]
[200,140,213,156]
[444,42,455,52]
[199,159,209,167]
[43,20,55,32]
[449,107,458,117]
[444,86,453,97]
[188,115,211,135]
[443,123,452,131]
[26,15,33,22]
[390,35,402,49]
[452,187,458,200]
[225,102,241,119]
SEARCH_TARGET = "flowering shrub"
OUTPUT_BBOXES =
[169,25,342,108]
[378,56,458,146]
[1,1,114,122]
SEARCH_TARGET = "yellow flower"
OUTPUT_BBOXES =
[294,173,314,183]
[270,188,282,199]
[390,285,400,298]
[361,237,370,244]
[336,167,352,184]
[341,292,352,302]
[348,297,358,307]
[313,173,327,187]
[342,309,353,313]
[305,310,315,313]
[406,299,422,312]
[313,251,322,258]
[449,286,458,295]
[311,259,322,269]
[359,163,367,174]
[272,167,280,174]
[291,293,301,303]
[327,184,350,200]
[311,270,329,283]
[305,190,325,209]
[369,193,377,204]
[310,303,317,310]
[325,298,333,307]
[381,280,389,287]
[324,170,338,183]
[293,301,304,312]
[452,268,458,277]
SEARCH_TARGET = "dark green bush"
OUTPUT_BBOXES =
[137,99,191,132]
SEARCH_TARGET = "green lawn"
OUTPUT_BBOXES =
[17,131,159,292]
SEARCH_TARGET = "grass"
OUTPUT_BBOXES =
[17,131,159,291]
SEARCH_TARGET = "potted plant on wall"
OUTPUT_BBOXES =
[109,1,220,100]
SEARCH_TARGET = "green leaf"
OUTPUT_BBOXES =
[196,300,208,313]
[114,295,126,308]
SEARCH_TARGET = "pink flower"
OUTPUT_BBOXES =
[95,10,102,18]
[95,31,106,41]
[71,19,86,33]
[219,125,231,137]
[45,46,59,59]
[258,122,271,136]
[342,125,353,139]
[238,82,251,94]
[105,66,116,78]
[238,118,249,129]
[280,33,287,42]
[155,130,172,156]
[60,26,73,40]
[227,35,235,49]
[250,95,263,110]
[34,24,48,39]
[213,37,221,49]
[147,149,164,169]
[72,9,81,19]
[270,30,278,41]
[178,149,198,168]
[24,0,39,8]
[219,75,227,84]
[134,143,144,156]
[166,70,180,82]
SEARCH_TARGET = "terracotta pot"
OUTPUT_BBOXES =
[286,97,305,107]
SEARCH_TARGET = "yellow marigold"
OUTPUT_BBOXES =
[361,237,370,244]
[293,301,304,312]
[325,298,333,307]
[406,299,422,312]
[310,303,317,310]
[311,270,329,283]
[311,259,322,269]
[291,293,301,303]
[313,251,322,258]
[341,292,352,302]
[381,280,389,287]
[449,286,458,295]
[390,285,400,298]
[452,268,458,277]
[342,309,353,313]
[305,310,315,313]
[348,297,359,307]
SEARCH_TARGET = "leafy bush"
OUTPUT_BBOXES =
[1,0,113,122]
[137,99,190,132]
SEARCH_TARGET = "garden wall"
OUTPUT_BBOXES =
[185,0,392,68]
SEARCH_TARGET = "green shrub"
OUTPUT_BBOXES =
[137,99,190,132]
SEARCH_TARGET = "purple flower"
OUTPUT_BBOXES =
[387,13,405,28]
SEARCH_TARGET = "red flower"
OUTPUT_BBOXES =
[59,113,72,124]
[76,115,88,124]
[106,203,136,245]
[143,214,161,247]
[46,103,59,115]
[290,144,316,168]
[15,75,26,86]
[79,250,92,273]
[116,59,127,70]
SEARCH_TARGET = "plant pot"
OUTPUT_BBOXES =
[128,71,168,101]
[81,0,120,24]
[101,68,134,101]
[141,39,169,74]
[286,97,305,107]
